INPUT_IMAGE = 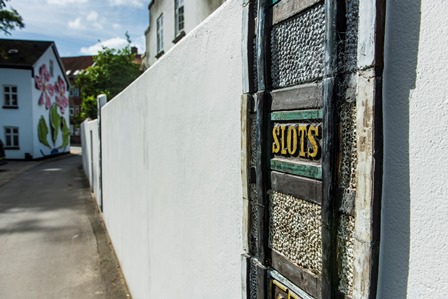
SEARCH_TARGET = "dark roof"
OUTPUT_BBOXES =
[0,39,54,68]
[61,56,94,77]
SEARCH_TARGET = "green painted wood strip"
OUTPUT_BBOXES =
[270,160,322,180]
[271,0,281,6]
[270,109,322,121]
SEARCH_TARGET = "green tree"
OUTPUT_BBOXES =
[77,42,141,119]
[80,96,97,119]
[0,0,24,35]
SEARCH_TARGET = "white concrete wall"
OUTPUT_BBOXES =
[32,46,70,159]
[379,1,448,298]
[101,1,242,298]
[0,69,34,159]
[81,119,101,207]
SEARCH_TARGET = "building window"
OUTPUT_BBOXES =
[4,127,19,148]
[157,14,164,54]
[69,86,80,97]
[50,60,54,77]
[175,0,184,36]
[3,85,18,108]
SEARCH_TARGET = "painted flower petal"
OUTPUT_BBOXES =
[42,65,50,82]
[35,76,43,90]
[45,92,51,109]
[39,92,45,105]
[47,83,55,96]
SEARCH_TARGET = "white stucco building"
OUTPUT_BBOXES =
[0,39,70,160]
[142,0,225,68]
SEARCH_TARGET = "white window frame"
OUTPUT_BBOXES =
[50,60,54,77]
[157,14,164,53]
[3,85,18,108]
[69,86,80,97]
[4,126,19,148]
[175,0,184,36]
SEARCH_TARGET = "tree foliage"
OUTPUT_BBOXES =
[0,0,24,35]
[80,95,97,120]
[77,43,141,119]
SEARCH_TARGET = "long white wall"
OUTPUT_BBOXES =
[81,119,101,207]
[99,1,242,298]
[379,1,448,298]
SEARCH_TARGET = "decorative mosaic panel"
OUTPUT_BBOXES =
[250,183,259,255]
[249,258,258,299]
[338,0,359,73]
[337,4,359,289]
[250,114,257,167]
[244,0,384,297]
[252,37,258,92]
[271,4,325,89]
[337,214,355,296]
[339,91,357,213]
[269,191,322,276]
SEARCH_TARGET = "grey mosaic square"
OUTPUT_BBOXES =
[338,214,355,296]
[271,4,325,89]
[338,0,359,73]
[269,191,322,276]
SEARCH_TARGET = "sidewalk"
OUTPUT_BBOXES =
[0,146,130,298]
[0,146,82,187]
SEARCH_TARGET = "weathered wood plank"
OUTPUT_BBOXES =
[270,109,322,121]
[352,69,384,299]
[351,0,385,297]
[241,254,250,299]
[272,0,322,25]
[270,171,322,205]
[321,77,340,299]
[242,0,256,94]
[256,0,268,92]
[255,259,268,299]
[270,82,323,111]
[356,0,385,69]
[241,94,251,253]
[270,159,322,180]
[254,91,269,264]
[321,0,344,297]
[271,250,321,299]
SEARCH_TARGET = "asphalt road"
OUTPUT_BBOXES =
[0,155,130,299]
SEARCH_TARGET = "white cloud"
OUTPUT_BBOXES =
[68,17,84,30]
[10,0,148,56]
[86,11,104,29]
[47,0,87,5]
[86,11,98,21]
[108,0,145,7]
[80,37,129,55]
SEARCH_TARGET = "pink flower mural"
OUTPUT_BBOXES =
[35,64,54,109]
[35,61,70,155]
[54,75,69,114]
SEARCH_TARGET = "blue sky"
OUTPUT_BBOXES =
[4,0,148,57]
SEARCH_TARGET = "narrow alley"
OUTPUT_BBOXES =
[0,152,129,299]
